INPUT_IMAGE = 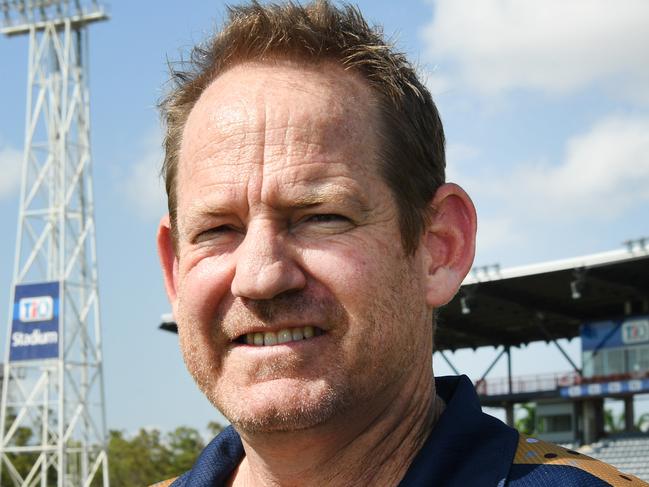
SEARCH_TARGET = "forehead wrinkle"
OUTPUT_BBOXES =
[258,110,376,192]
[182,87,255,155]
[257,109,379,214]
[273,107,362,150]
[184,62,377,174]
[179,124,266,202]
[178,62,385,232]
[188,129,263,169]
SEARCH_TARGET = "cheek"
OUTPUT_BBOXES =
[178,254,235,325]
[301,245,371,296]
[300,242,406,328]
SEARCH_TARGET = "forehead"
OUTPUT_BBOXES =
[177,61,380,188]
[184,60,376,136]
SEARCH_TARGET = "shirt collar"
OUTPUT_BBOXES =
[178,375,518,486]
[399,375,518,487]
[178,425,243,486]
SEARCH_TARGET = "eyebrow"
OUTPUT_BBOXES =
[181,184,371,232]
[282,186,371,214]
[181,203,234,234]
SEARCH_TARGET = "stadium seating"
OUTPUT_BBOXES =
[587,436,649,481]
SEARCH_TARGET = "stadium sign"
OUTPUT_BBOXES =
[581,314,649,351]
[621,318,649,345]
[560,378,649,398]
[9,282,60,362]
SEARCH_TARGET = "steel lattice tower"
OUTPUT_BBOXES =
[0,1,109,485]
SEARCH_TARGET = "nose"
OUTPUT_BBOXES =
[230,221,306,300]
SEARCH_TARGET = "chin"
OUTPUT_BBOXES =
[213,378,349,434]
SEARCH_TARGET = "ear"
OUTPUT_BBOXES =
[157,214,180,310]
[421,183,477,308]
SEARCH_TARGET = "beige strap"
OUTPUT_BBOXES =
[149,478,178,487]
[515,434,647,486]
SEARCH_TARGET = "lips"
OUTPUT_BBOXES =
[234,326,325,346]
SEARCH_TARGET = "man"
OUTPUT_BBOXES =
[154,2,645,486]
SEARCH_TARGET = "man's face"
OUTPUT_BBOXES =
[167,62,434,432]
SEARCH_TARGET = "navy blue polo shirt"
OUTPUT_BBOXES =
[167,375,645,486]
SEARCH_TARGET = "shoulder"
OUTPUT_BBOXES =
[149,425,243,487]
[507,434,647,486]
[149,478,179,487]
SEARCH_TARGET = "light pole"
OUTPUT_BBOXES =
[0,1,110,485]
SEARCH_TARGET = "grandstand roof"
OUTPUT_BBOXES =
[159,242,649,352]
[436,243,649,351]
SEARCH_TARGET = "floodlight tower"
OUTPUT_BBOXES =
[0,1,109,486]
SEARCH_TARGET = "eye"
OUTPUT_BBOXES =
[305,214,348,224]
[294,213,355,235]
[194,225,240,244]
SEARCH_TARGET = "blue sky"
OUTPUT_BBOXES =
[1,0,648,435]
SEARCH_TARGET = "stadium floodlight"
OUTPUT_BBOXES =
[0,0,109,485]
[570,280,582,300]
[624,236,649,253]
[1,0,106,35]
[459,288,475,315]
[570,268,586,300]
[460,296,471,315]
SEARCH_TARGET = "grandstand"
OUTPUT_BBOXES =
[585,436,649,481]
[159,239,649,480]
[436,239,649,480]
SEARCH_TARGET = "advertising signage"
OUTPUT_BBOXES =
[580,315,649,351]
[9,281,60,362]
[560,378,649,399]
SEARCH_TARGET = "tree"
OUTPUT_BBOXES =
[604,408,625,434]
[637,412,649,432]
[166,427,205,475]
[207,421,224,438]
[2,421,221,486]
[515,403,536,435]
[107,429,171,487]
[0,413,40,486]
[105,423,219,487]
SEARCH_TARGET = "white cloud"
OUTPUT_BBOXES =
[475,215,521,256]
[122,131,167,220]
[453,115,649,259]
[423,0,649,100]
[421,67,451,97]
[0,143,22,198]
[506,115,649,220]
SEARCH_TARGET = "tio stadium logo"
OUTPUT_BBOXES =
[12,329,58,347]
[622,319,649,345]
[18,296,54,323]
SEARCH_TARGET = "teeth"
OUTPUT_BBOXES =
[291,328,304,341]
[242,326,322,346]
[264,331,277,346]
[277,329,292,344]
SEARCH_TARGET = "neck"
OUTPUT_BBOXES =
[230,370,443,487]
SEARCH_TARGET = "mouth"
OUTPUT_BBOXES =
[234,326,325,346]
